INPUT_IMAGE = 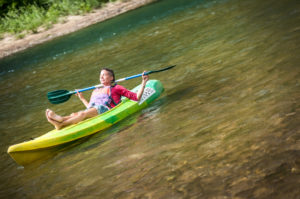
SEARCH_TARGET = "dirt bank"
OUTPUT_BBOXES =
[0,0,156,59]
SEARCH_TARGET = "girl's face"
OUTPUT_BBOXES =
[100,70,113,85]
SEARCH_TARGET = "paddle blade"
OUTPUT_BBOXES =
[47,90,73,104]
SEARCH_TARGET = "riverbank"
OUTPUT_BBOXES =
[0,0,156,59]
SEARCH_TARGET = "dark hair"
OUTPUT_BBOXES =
[101,68,115,82]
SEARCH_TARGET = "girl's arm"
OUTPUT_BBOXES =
[136,71,149,101]
[76,91,90,108]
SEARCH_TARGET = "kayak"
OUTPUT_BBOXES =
[8,80,164,166]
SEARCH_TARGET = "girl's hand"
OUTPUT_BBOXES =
[142,71,149,84]
[75,90,85,101]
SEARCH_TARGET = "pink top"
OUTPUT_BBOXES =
[109,84,138,108]
[88,86,111,108]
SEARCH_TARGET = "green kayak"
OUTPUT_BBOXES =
[8,80,164,166]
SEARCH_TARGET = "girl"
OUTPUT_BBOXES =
[46,68,149,130]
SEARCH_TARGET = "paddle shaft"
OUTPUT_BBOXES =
[73,65,175,94]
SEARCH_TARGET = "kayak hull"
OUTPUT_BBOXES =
[8,80,164,166]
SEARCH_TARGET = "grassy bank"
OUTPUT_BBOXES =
[0,0,118,39]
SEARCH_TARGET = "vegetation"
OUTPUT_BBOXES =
[0,0,117,39]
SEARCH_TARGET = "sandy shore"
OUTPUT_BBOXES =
[0,0,156,59]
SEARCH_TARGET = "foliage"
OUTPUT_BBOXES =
[0,0,116,37]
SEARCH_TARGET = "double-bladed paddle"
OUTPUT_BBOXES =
[47,65,175,104]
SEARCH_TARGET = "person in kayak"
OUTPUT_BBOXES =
[46,68,149,130]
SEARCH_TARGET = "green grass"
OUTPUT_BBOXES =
[0,0,118,39]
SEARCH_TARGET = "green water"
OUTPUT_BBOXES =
[1,0,299,198]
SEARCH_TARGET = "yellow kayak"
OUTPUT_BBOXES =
[8,80,164,166]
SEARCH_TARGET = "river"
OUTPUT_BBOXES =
[0,0,299,198]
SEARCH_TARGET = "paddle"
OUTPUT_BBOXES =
[47,65,176,104]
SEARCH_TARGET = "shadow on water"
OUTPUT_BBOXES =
[165,84,196,103]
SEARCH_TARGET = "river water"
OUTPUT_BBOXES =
[0,0,299,198]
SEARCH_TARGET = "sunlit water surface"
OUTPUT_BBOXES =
[0,0,299,198]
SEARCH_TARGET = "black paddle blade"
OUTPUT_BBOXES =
[47,90,73,104]
[148,65,176,74]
